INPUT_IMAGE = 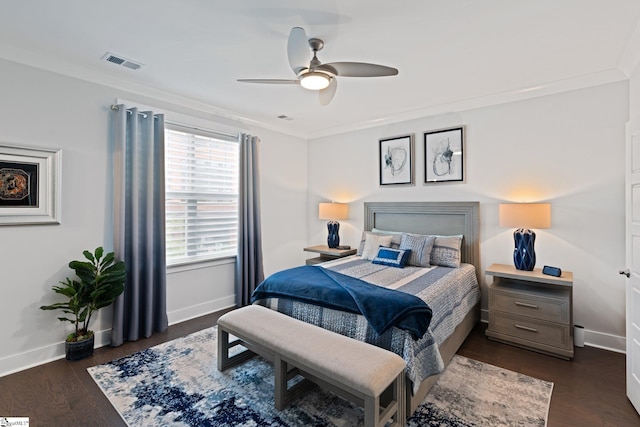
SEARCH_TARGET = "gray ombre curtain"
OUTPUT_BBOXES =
[111,105,168,346]
[236,133,264,306]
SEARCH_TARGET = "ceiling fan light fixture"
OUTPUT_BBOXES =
[300,71,331,90]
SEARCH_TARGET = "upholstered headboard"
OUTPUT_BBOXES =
[364,201,480,277]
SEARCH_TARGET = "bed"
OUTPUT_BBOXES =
[252,201,481,415]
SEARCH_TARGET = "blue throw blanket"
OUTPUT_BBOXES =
[250,266,432,339]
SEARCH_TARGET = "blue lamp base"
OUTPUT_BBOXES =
[513,228,536,271]
[327,221,340,249]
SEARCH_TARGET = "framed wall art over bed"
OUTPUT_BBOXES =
[424,127,464,183]
[379,134,414,186]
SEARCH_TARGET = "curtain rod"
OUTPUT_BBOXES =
[110,104,156,119]
[110,105,238,139]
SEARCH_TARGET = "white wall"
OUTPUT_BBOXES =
[308,82,628,352]
[0,58,307,376]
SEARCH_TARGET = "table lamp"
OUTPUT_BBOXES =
[499,203,551,271]
[319,202,348,248]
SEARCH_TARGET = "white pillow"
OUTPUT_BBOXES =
[361,234,393,260]
[357,231,396,255]
[371,228,403,248]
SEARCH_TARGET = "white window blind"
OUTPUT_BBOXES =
[165,124,239,265]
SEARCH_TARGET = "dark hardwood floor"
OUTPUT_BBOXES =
[458,325,639,427]
[1,311,638,426]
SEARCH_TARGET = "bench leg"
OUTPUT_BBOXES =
[217,326,257,371]
[274,354,316,411]
[396,373,406,426]
[274,353,288,410]
[364,394,381,427]
[364,372,405,427]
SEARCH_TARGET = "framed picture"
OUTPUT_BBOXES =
[424,127,464,183]
[0,144,61,225]
[379,134,414,186]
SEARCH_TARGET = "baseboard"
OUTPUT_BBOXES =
[167,295,235,326]
[480,308,626,354]
[584,329,626,354]
[0,328,113,378]
[0,341,65,378]
[1,297,235,378]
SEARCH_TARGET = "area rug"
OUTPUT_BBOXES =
[88,327,553,427]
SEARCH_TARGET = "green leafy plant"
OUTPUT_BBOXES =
[40,247,126,342]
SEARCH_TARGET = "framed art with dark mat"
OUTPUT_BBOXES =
[424,127,464,183]
[0,144,61,225]
[379,134,414,186]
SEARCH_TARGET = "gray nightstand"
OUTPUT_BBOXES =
[485,263,574,360]
[303,245,357,265]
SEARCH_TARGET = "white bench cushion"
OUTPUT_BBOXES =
[218,305,405,397]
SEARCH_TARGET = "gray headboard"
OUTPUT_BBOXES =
[364,201,480,277]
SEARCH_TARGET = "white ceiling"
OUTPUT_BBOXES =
[1,0,640,138]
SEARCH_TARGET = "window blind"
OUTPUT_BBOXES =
[165,124,239,265]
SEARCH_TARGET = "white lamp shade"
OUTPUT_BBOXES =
[319,202,348,220]
[499,203,551,229]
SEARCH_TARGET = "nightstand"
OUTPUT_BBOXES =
[485,263,574,360]
[303,245,357,265]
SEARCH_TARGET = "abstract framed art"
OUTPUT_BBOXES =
[424,127,464,183]
[379,134,414,186]
[0,144,61,225]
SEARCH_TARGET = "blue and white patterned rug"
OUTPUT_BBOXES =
[88,327,553,427]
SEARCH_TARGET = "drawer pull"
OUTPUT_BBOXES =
[515,324,539,333]
[514,301,538,309]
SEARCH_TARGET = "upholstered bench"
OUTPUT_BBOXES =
[217,304,406,427]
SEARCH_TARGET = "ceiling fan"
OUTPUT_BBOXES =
[237,27,398,106]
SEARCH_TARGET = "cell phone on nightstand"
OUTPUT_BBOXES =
[542,265,562,277]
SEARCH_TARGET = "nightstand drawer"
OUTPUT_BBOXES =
[489,311,571,350]
[490,288,569,324]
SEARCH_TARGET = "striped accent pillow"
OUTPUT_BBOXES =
[430,235,463,268]
[399,233,436,267]
[372,247,412,268]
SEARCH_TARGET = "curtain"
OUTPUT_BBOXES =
[111,105,168,346]
[236,133,265,307]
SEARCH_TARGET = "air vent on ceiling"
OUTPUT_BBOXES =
[101,53,144,70]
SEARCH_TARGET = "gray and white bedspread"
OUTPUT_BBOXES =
[252,256,480,391]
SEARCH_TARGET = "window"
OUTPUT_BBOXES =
[165,124,239,265]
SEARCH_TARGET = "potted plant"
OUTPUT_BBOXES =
[40,247,126,360]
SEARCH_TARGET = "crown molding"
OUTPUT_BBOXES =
[0,42,630,142]
[0,43,309,139]
[307,68,628,140]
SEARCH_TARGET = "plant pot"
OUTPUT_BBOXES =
[65,335,94,361]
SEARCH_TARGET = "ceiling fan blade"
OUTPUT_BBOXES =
[287,27,310,74]
[237,79,300,85]
[314,64,337,75]
[319,78,337,106]
[323,62,398,77]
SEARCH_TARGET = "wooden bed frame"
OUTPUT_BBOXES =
[364,201,481,415]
